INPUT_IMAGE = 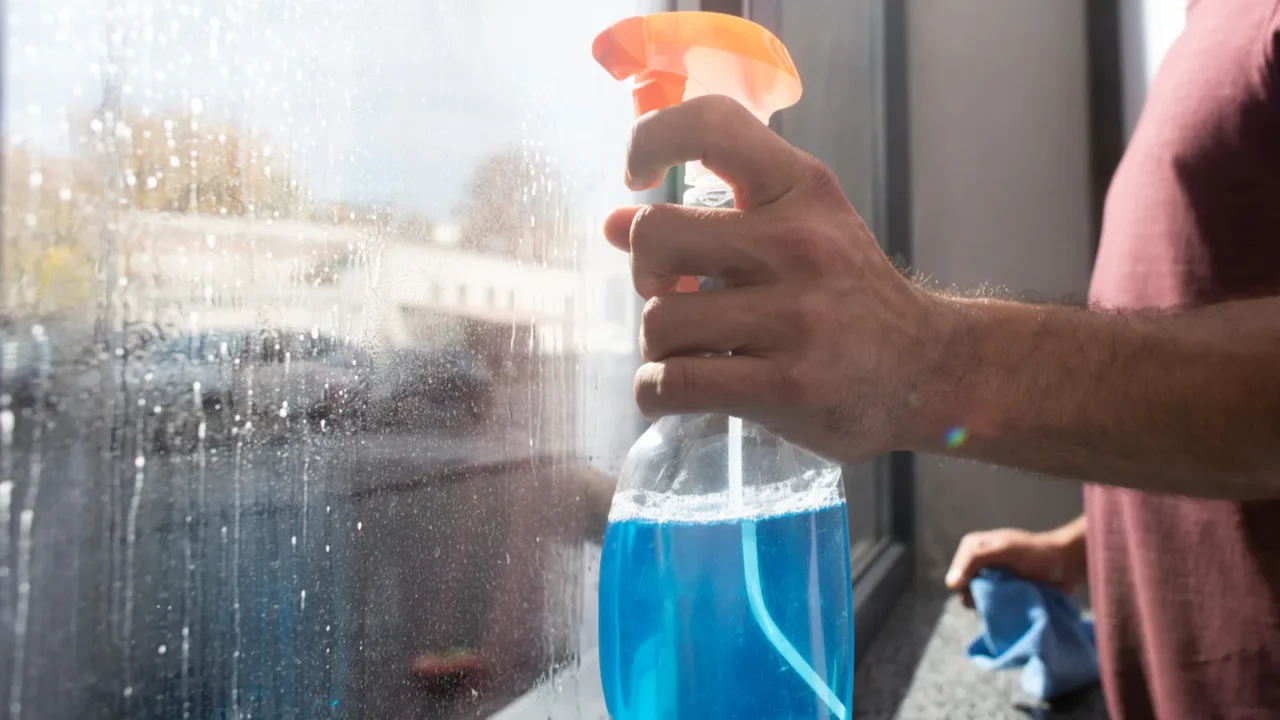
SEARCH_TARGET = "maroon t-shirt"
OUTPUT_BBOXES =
[1085,1,1280,718]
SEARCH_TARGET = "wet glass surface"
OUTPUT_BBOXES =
[0,1,657,717]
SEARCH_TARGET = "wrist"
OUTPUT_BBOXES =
[1045,516,1088,582]
[900,292,990,452]
[1046,515,1087,551]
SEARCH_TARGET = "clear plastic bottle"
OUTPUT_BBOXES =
[594,12,854,719]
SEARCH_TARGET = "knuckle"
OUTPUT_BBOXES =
[628,109,659,155]
[640,295,665,330]
[628,203,670,254]
[695,94,751,128]
[770,216,838,274]
[639,296,673,360]
[961,532,992,554]
[775,302,808,346]
[788,292,824,340]
[977,537,1008,557]
[635,362,687,416]
[654,362,687,405]
[800,154,843,197]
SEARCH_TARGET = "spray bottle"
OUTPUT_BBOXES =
[593,12,854,719]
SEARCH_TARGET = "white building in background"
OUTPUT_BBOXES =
[123,212,635,356]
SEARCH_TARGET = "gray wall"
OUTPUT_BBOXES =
[1118,0,1186,137]
[906,0,1097,579]
[752,0,889,551]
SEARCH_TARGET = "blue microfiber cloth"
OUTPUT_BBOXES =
[965,568,1099,701]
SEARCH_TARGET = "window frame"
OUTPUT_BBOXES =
[849,0,915,665]
[721,0,916,665]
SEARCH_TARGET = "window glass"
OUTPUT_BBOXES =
[0,1,657,717]
[762,0,890,565]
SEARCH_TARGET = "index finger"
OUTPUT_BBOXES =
[945,535,1001,591]
[625,94,804,208]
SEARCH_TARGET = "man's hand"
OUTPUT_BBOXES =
[945,516,1088,608]
[603,95,945,464]
[603,95,1280,499]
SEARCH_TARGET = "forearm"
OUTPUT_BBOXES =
[910,296,1280,499]
[1047,514,1086,546]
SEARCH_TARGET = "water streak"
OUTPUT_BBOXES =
[9,325,48,720]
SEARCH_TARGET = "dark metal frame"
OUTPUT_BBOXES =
[684,0,917,666]
[849,0,914,665]
[1086,0,1126,257]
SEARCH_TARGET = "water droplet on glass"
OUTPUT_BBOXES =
[157,644,167,655]
[123,687,133,698]
[356,521,362,531]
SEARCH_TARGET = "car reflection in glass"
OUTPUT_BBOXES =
[366,346,494,431]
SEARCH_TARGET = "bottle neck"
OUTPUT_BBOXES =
[684,160,734,291]
[683,160,734,209]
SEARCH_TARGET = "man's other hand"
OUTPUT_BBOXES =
[945,522,1088,608]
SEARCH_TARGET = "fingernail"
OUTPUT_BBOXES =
[944,569,960,586]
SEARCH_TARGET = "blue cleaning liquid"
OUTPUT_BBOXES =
[599,501,854,719]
